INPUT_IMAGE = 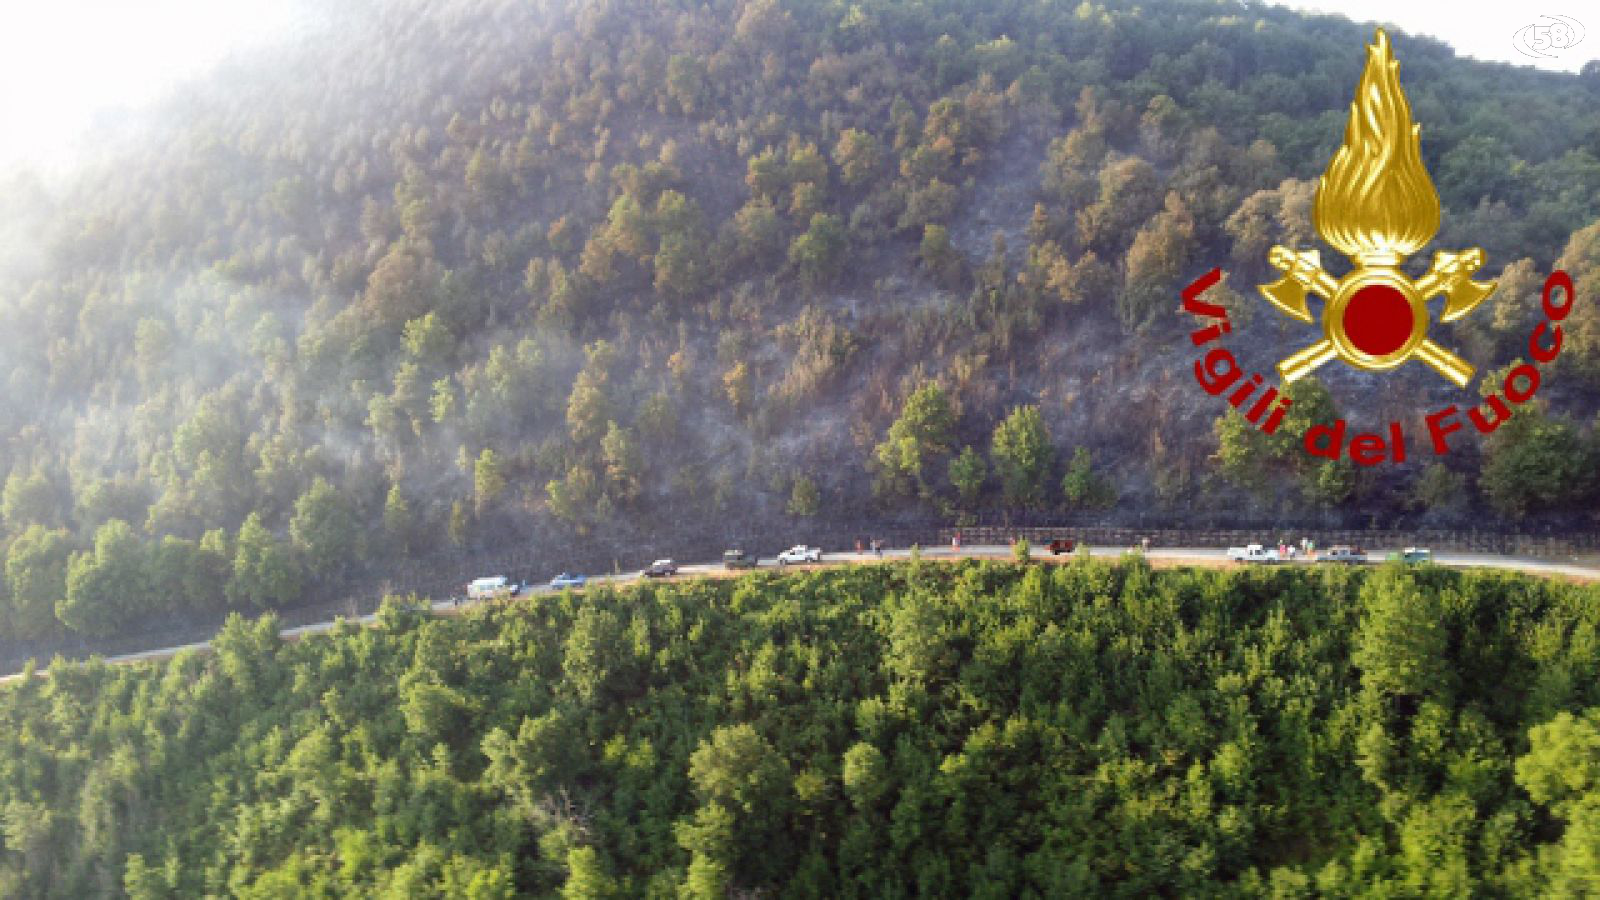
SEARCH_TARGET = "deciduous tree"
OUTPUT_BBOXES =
[990,405,1054,509]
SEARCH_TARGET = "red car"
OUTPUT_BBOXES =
[1048,538,1076,555]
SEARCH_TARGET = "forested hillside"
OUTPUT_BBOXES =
[4,559,1600,895]
[2,0,1600,645]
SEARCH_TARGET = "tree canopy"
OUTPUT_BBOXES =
[0,560,1596,894]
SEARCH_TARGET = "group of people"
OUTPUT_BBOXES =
[1277,538,1316,560]
[854,538,886,557]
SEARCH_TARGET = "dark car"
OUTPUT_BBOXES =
[1318,545,1367,564]
[1047,538,1076,555]
[723,550,758,570]
[644,559,679,577]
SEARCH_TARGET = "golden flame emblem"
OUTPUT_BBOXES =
[1260,28,1495,387]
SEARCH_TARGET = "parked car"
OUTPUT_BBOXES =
[467,576,518,600]
[644,559,678,577]
[550,572,587,589]
[776,545,822,565]
[723,550,758,569]
[1226,544,1279,564]
[1318,545,1367,564]
[1386,547,1432,564]
[1047,538,1076,555]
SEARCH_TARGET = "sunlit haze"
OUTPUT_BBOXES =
[0,0,314,171]
[1,2,1594,175]
[1270,0,1597,72]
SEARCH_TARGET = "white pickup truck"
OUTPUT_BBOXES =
[776,545,823,565]
[1227,544,1279,564]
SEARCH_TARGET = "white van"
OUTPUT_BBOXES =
[467,576,517,600]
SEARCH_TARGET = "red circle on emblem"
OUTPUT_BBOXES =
[1342,283,1413,357]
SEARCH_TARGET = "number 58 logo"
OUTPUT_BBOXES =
[1512,15,1585,59]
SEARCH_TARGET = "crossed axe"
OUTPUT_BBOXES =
[1260,245,1496,388]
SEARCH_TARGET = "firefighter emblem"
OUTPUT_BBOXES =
[1260,29,1495,388]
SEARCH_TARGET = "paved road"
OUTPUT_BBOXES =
[4,544,1597,682]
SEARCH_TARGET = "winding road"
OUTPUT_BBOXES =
[3,544,1596,683]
